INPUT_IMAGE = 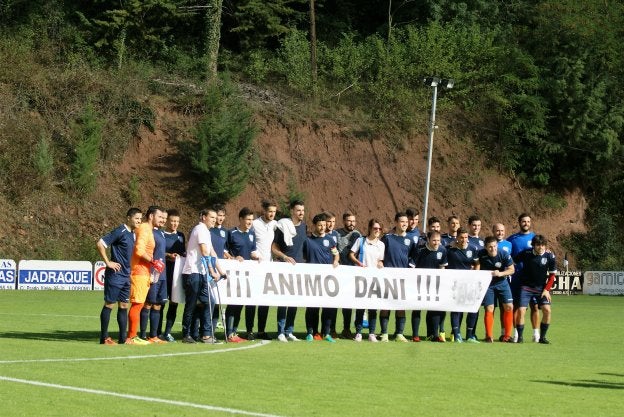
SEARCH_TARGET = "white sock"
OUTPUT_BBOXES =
[513,328,518,342]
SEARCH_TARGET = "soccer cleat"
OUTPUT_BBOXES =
[228,334,247,343]
[163,333,176,343]
[182,335,196,344]
[201,336,222,344]
[341,329,354,339]
[532,334,540,343]
[412,336,421,342]
[246,332,256,341]
[466,337,480,344]
[484,337,494,343]
[538,338,551,344]
[439,332,446,341]
[380,333,389,342]
[454,335,463,343]
[257,332,270,340]
[354,333,362,342]
[498,335,506,342]
[313,333,323,341]
[129,336,151,345]
[437,336,446,343]
[395,334,408,342]
[516,337,524,344]
[426,335,435,342]
[501,336,513,343]
[277,333,288,343]
[306,334,314,342]
[324,334,336,343]
[368,334,378,342]
[148,336,166,344]
[101,337,117,345]
[287,333,300,342]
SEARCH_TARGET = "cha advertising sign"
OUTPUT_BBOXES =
[550,271,583,295]
[18,260,93,290]
[0,259,17,290]
[583,271,624,295]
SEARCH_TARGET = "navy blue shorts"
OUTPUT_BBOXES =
[518,286,550,308]
[146,279,168,304]
[104,278,130,304]
[482,279,513,307]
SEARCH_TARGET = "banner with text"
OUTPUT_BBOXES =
[550,271,583,295]
[0,259,16,290]
[18,260,93,290]
[213,260,491,312]
[583,271,624,295]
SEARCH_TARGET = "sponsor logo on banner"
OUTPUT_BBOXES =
[93,261,106,291]
[212,260,490,312]
[18,260,93,290]
[0,259,17,290]
[550,271,583,295]
[583,271,624,295]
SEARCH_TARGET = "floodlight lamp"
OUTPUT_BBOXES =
[423,77,440,87]
[441,78,455,89]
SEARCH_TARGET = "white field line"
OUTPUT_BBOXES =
[0,375,286,417]
[0,340,270,364]
[0,312,97,318]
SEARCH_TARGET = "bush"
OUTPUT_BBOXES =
[70,104,102,194]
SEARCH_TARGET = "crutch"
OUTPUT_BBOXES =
[211,257,229,343]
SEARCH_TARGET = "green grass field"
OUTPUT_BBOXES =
[0,291,622,417]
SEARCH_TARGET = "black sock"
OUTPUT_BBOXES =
[140,308,149,339]
[149,309,160,338]
[117,307,128,343]
[100,306,112,342]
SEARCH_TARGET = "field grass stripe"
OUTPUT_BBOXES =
[0,340,270,364]
[0,375,286,417]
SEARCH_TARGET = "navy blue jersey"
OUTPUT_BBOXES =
[382,233,418,268]
[336,228,361,265]
[406,228,421,241]
[446,245,478,270]
[164,230,186,257]
[414,245,448,269]
[101,224,135,281]
[228,227,257,260]
[210,226,229,258]
[303,234,336,264]
[507,231,535,281]
[478,250,514,285]
[468,235,485,251]
[514,249,557,288]
[327,229,339,246]
[274,222,307,263]
[441,233,456,247]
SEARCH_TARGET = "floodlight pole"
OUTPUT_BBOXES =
[422,82,438,230]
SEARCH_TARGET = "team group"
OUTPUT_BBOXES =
[97,200,556,345]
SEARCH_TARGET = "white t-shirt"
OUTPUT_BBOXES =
[182,222,213,274]
[252,216,277,261]
[351,237,385,268]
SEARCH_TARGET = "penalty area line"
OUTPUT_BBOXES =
[0,375,286,417]
[0,340,270,364]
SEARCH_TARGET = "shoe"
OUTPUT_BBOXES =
[313,333,323,341]
[466,337,480,344]
[412,336,421,342]
[306,334,314,342]
[341,329,354,339]
[287,333,300,342]
[532,334,540,343]
[439,332,446,341]
[501,336,513,343]
[101,337,117,345]
[201,336,222,344]
[128,336,151,345]
[148,336,166,344]
[450,333,454,342]
[246,332,256,341]
[277,333,288,343]
[516,337,524,344]
[324,334,336,343]
[426,335,435,342]
[354,333,362,342]
[257,332,270,340]
[368,334,378,342]
[454,335,463,343]
[498,335,506,342]
[331,331,339,339]
[395,334,408,342]
[380,334,389,342]
[228,334,246,343]
[484,337,494,343]
[182,335,196,344]
[162,334,176,343]
[538,338,550,344]
[437,336,446,343]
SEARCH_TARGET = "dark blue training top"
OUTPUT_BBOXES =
[513,249,557,289]
[381,233,417,268]
[303,234,336,264]
[414,245,448,269]
[228,227,257,260]
[210,226,229,258]
[274,222,307,263]
[101,224,134,282]
[446,245,478,270]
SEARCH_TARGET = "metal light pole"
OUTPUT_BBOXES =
[422,77,453,231]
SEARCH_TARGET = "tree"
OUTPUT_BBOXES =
[205,0,223,83]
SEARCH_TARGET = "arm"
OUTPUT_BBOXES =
[492,264,514,278]
[96,239,121,272]
[272,241,296,265]
[349,251,364,267]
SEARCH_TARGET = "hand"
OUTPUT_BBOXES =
[151,259,165,273]
[106,261,122,272]
[542,289,551,303]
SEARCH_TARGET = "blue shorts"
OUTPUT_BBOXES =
[482,279,513,307]
[104,278,130,304]
[146,279,168,304]
[518,286,550,308]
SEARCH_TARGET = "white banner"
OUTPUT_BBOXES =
[171,256,186,303]
[209,260,490,312]
[0,259,16,290]
[17,260,93,290]
[583,271,624,295]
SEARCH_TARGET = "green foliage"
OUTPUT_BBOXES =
[181,78,258,205]
[70,104,102,194]
[277,177,307,219]
[275,29,313,91]
[33,135,55,180]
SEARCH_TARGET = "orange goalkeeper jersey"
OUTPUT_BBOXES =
[131,222,155,278]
